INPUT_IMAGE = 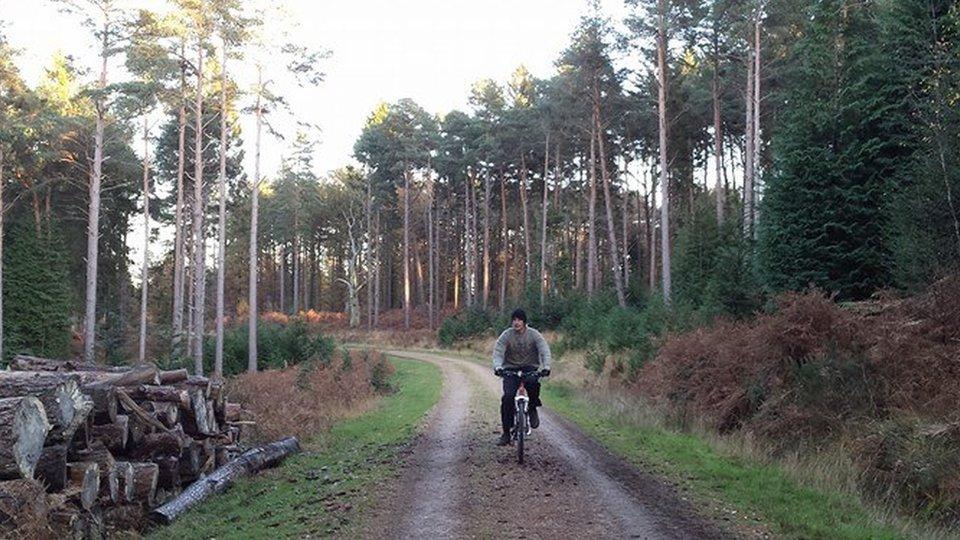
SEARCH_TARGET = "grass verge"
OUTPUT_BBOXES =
[150,357,442,539]
[543,383,905,540]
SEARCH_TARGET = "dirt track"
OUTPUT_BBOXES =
[361,350,729,540]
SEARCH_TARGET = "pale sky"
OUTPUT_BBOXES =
[2,0,630,176]
[0,0,633,277]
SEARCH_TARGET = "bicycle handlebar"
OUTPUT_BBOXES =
[498,369,549,378]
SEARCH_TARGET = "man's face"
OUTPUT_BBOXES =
[512,318,526,332]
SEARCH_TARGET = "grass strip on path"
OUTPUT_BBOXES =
[151,357,442,539]
[543,383,903,540]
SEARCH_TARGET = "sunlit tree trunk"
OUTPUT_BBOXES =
[587,127,598,297]
[743,23,756,238]
[138,117,150,365]
[403,168,411,329]
[539,134,550,305]
[190,41,206,375]
[172,46,187,358]
[247,68,263,373]
[482,171,491,309]
[519,154,531,284]
[499,170,508,309]
[214,41,228,379]
[594,85,627,307]
[83,15,110,363]
[713,26,725,226]
[656,0,672,304]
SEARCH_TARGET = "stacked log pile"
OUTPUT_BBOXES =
[0,355,251,538]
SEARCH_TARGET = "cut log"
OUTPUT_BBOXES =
[182,389,214,436]
[0,479,49,536]
[178,441,202,482]
[131,385,189,408]
[149,401,180,427]
[0,371,93,442]
[150,437,301,525]
[0,396,50,480]
[131,462,158,508]
[159,368,189,384]
[78,364,160,387]
[66,462,99,511]
[154,456,181,490]
[115,461,135,504]
[224,402,242,423]
[91,415,128,453]
[103,504,145,532]
[127,415,151,448]
[70,442,117,504]
[11,354,128,373]
[115,389,168,432]
[130,431,182,461]
[83,385,118,424]
[49,507,84,540]
[35,444,68,492]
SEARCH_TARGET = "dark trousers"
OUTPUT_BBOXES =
[501,367,541,433]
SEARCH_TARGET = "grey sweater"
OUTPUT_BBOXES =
[492,327,552,371]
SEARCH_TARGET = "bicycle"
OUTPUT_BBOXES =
[500,369,548,464]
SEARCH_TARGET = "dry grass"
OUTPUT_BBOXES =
[227,349,394,444]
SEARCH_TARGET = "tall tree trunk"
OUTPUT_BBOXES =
[427,192,434,329]
[656,0,672,304]
[214,41,228,380]
[587,127,598,297]
[172,47,187,358]
[482,172,491,309]
[190,42,206,375]
[373,209,380,326]
[83,17,110,363]
[713,28,725,226]
[279,246,286,313]
[463,170,474,307]
[519,154,531,284]
[539,134,550,305]
[247,69,263,373]
[622,176,630,289]
[403,168,411,329]
[743,28,756,238]
[292,231,300,314]
[594,87,627,308]
[499,171,508,309]
[365,180,373,329]
[138,117,150,365]
[752,13,761,234]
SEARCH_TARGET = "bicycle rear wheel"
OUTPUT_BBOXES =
[516,406,526,464]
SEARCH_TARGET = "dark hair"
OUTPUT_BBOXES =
[510,308,527,324]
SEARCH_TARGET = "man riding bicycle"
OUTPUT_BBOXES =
[492,308,552,446]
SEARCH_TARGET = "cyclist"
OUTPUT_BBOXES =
[492,308,552,446]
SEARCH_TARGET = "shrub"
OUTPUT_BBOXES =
[203,319,335,376]
[584,346,607,376]
[438,306,497,346]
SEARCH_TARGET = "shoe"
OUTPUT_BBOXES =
[496,432,511,446]
[529,407,539,429]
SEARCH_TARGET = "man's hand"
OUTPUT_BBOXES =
[494,367,504,377]
[539,369,551,377]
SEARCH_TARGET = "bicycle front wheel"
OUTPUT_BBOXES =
[516,408,526,464]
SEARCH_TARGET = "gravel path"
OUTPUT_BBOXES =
[366,350,729,540]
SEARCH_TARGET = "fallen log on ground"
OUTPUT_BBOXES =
[11,354,129,373]
[149,436,301,525]
[0,396,50,480]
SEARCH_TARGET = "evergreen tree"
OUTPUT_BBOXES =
[759,0,907,300]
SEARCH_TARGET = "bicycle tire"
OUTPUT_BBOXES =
[516,405,526,464]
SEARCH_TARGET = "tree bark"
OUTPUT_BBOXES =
[712,24,725,226]
[214,39,229,380]
[499,170,508,309]
[139,116,150,364]
[656,0,672,304]
[743,27,756,238]
[587,127,598,297]
[0,372,91,443]
[594,87,627,307]
[191,41,206,375]
[0,397,49,480]
[540,134,550,305]
[66,462,99,511]
[150,436,301,525]
[482,171,491,309]
[519,154,531,283]
[83,16,110,363]
[131,462,158,507]
[35,445,68,492]
[427,180,435,328]
[172,43,188,358]
[403,168,412,329]
[248,67,263,373]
